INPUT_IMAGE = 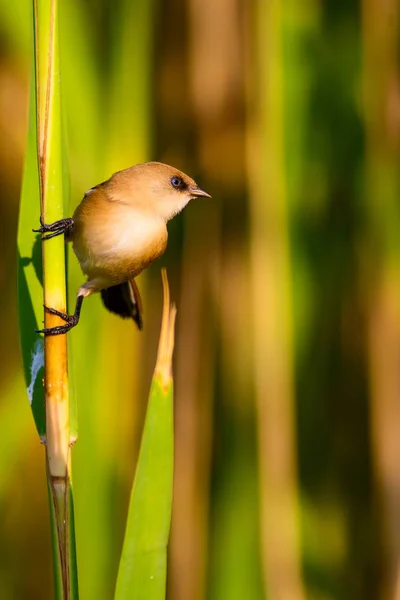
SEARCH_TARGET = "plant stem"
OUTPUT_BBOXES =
[34,0,77,596]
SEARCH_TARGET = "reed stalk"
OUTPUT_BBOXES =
[246,1,304,598]
[18,0,78,597]
[362,0,400,595]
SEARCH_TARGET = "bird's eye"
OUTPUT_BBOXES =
[170,176,184,190]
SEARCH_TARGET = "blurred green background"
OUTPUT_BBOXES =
[1,0,400,599]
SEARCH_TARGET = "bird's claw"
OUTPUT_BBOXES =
[36,323,74,336]
[43,305,69,322]
[33,217,74,240]
[36,306,79,336]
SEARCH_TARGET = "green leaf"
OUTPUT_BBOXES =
[115,273,176,600]
[17,5,44,437]
[115,376,174,600]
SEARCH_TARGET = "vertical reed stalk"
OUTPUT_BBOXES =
[168,0,228,595]
[362,0,400,596]
[246,0,304,598]
[170,207,216,600]
[35,0,77,596]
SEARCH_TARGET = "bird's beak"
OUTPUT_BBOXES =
[189,185,212,199]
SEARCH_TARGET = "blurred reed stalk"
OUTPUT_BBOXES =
[245,0,304,598]
[34,0,77,596]
[169,207,216,600]
[362,1,400,597]
[168,0,231,596]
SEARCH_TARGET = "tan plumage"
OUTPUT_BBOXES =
[34,162,211,335]
[70,183,168,296]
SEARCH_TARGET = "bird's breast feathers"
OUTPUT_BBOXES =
[72,199,168,283]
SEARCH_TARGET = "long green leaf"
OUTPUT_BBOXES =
[17,4,44,437]
[115,271,176,600]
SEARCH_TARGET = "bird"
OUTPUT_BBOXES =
[33,161,211,336]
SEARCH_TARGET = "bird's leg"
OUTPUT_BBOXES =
[33,215,74,240]
[36,295,84,336]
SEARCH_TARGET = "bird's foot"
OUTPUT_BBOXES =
[36,305,79,336]
[33,216,74,240]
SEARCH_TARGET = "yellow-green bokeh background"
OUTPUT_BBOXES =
[1,0,400,599]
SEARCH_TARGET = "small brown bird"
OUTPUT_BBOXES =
[34,162,211,335]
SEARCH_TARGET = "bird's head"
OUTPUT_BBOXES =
[108,162,211,221]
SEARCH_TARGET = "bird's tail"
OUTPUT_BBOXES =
[100,279,143,330]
